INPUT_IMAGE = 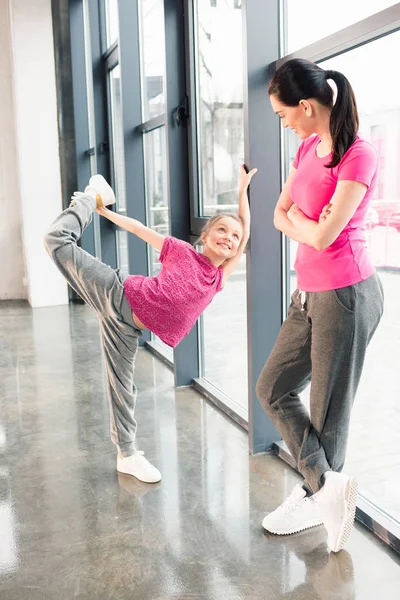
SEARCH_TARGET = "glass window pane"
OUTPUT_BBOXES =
[284,32,400,523]
[144,127,170,272]
[109,65,126,212]
[143,127,172,357]
[105,0,119,47]
[195,0,244,217]
[116,229,129,273]
[139,0,166,121]
[284,0,397,54]
[201,253,247,412]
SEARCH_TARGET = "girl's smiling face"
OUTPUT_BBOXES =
[202,216,243,260]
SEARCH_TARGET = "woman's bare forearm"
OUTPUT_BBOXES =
[274,206,316,245]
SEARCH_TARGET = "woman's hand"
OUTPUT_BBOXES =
[319,203,332,223]
[287,203,308,224]
[239,164,257,194]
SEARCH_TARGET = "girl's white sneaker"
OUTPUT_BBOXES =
[88,174,116,208]
[117,450,161,484]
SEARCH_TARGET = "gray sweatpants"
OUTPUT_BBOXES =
[256,274,384,494]
[44,195,141,458]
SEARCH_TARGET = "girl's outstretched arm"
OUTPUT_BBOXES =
[96,207,165,251]
[221,165,257,286]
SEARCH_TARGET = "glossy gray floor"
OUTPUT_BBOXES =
[0,301,399,600]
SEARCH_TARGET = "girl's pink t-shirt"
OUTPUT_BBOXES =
[291,135,379,292]
[123,237,223,347]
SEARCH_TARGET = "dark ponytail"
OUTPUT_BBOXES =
[269,59,359,168]
[323,69,359,167]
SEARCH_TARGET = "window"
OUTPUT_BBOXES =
[284,0,397,54]
[138,0,166,121]
[195,0,244,217]
[195,0,247,415]
[105,0,119,46]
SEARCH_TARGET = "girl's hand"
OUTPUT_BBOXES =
[319,203,332,223]
[239,164,257,193]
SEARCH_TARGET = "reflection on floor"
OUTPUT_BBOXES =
[0,301,399,599]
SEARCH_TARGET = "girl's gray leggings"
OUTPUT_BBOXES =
[44,195,142,458]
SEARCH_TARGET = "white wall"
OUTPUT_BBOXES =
[9,0,68,307]
[0,0,25,300]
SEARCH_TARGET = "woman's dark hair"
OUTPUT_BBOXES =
[268,58,359,168]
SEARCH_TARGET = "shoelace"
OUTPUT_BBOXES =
[276,494,303,515]
[69,191,85,207]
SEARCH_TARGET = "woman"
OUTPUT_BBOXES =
[256,58,384,552]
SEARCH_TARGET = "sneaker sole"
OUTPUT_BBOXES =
[116,466,161,484]
[263,519,324,535]
[330,478,358,553]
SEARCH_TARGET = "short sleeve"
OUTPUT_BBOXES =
[159,236,194,264]
[292,140,305,169]
[159,236,173,263]
[337,141,378,188]
[216,267,224,292]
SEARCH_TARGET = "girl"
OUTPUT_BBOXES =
[44,166,256,484]
[256,58,384,552]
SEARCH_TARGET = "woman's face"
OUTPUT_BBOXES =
[270,94,314,139]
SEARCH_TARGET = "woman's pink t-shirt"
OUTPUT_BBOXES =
[291,135,379,292]
[123,237,223,347]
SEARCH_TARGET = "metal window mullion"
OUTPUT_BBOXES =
[165,0,199,386]
[276,3,400,66]
[68,0,95,257]
[87,0,117,269]
[117,0,150,346]
[243,0,282,454]
[184,0,201,232]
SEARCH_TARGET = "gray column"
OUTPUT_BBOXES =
[243,0,282,453]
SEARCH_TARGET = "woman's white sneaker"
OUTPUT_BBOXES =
[262,484,323,535]
[314,471,358,553]
[117,450,161,483]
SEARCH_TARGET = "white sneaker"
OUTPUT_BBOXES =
[117,450,161,484]
[314,471,358,553]
[88,174,116,208]
[262,484,323,535]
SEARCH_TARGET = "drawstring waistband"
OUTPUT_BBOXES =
[298,290,306,311]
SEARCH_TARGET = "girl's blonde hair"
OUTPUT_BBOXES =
[201,213,243,237]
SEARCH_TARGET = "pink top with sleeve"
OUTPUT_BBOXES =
[123,236,223,347]
[291,135,379,291]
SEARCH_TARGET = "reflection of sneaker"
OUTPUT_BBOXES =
[88,174,116,208]
[310,549,355,600]
[117,473,161,498]
[262,484,323,535]
[117,451,161,484]
[314,471,358,553]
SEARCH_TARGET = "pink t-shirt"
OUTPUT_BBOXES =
[291,135,378,291]
[123,237,223,348]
